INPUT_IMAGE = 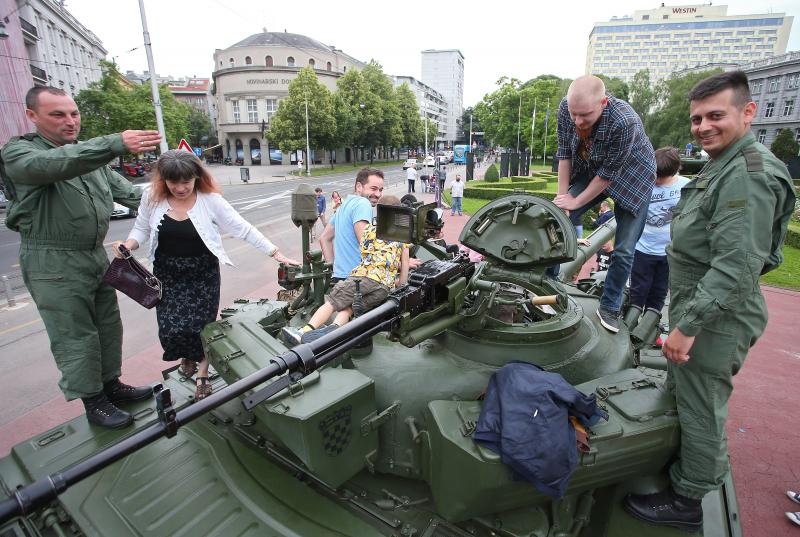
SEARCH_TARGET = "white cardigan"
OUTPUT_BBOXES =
[128,189,277,266]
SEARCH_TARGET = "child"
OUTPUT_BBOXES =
[283,195,410,344]
[315,187,327,227]
[628,147,689,318]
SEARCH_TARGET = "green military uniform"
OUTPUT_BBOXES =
[666,131,795,499]
[0,133,142,400]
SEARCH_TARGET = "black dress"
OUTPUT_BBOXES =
[152,215,220,363]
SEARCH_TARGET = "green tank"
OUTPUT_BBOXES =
[0,189,740,537]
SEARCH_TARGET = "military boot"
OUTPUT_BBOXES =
[82,393,134,429]
[103,379,153,405]
[623,488,703,533]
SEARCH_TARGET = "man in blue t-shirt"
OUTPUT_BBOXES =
[319,167,385,282]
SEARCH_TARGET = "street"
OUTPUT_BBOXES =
[0,162,413,431]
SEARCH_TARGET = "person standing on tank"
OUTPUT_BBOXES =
[0,86,158,429]
[113,150,299,400]
[623,70,795,533]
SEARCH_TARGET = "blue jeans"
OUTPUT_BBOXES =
[451,197,463,215]
[568,172,648,313]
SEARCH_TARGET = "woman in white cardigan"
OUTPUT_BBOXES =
[113,150,298,400]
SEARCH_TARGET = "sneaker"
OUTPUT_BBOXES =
[623,488,703,533]
[281,326,305,345]
[83,393,134,429]
[301,324,339,343]
[788,490,800,505]
[104,379,153,404]
[596,308,620,333]
[787,512,800,526]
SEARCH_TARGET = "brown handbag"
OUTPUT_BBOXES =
[102,244,162,309]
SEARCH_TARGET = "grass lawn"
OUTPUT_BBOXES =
[291,159,402,178]
[761,244,800,290]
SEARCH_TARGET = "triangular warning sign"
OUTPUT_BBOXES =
[177,139,192,152]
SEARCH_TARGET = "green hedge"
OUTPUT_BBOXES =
[787,226,800,249]
[484,164,500,182]
[470,179,547,191]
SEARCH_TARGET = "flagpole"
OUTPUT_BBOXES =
[516,96,521,154]
[530,99,536,169]
[542,102,550,167]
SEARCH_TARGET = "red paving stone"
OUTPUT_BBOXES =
[1,205,797,535]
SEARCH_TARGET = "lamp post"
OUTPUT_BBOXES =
[424,100,428,160]
[304,98,311,176]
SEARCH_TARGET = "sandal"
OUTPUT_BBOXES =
[195,377,212,400]
[179,359,198,378]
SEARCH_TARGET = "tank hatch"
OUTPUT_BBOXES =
[459,194,577,268]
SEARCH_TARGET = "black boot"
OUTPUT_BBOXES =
[103,379,153,404]
[623,488,703,533]
[82,393,134,429]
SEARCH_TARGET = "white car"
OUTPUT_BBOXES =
[422,155,436,167]
[402,158,419,170]
[111,184,147,219]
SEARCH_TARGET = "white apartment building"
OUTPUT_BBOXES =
[392,75,448,145]
[586,4,793,82]
[14,0,106,93]
[421,49,464,145]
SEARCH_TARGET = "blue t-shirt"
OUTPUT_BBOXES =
[316,194,326,215]
[331,195,373,278]
[635,175,690,256]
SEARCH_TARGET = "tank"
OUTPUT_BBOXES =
[0,191,741,537]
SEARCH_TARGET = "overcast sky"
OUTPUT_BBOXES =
[64,0,800,107]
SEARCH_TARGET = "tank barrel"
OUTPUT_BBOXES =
[0,299,402,524]
[557,218,616,282]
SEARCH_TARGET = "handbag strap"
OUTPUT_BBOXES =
[117,244,160,289]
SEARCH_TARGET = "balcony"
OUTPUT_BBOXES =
[30,64,48,85]
[19,17,39,44]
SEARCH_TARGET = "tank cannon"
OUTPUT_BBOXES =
[0,190,740,536]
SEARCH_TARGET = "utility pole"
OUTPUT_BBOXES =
[530,100,536,169]
[469,114,473,149]
[138,0,168,153]
[424,101,428,159]
[305,98,311,176]
[516,96,521,154]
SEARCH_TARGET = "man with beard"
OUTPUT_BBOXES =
[319,167,384,284]
[553,75,656,333]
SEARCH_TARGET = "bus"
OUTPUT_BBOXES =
[453,144,470,164]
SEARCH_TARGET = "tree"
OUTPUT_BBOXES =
[646,69,723,149]
[362,61,401,161]
[770,128,800,162]
[268,66,336,161]
[460,107,482,144]
[395,83,423,149]
[185,107,215,148]
[333,69,380,165]
[628,69,659,124]
[595,74,629,101]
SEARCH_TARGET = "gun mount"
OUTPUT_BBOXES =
[0,192,740,536]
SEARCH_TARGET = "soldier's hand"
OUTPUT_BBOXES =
[122,130,162,153]
[662,328,694,364]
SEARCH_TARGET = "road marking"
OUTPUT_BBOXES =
[0,317,41,336]
[236,190,293,211]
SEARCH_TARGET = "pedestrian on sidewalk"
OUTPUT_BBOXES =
[113,150,299,401]
[553,74,656,334]
[406,164,417,193]
[623,70,795,533]
[0,86,157,429]
[450,173,464,216]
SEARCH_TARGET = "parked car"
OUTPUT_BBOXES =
[436,152,450,164]
[111,184,147,219]
[402,158,419,170]
[422,155,435,167]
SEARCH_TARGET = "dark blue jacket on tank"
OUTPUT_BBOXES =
[473,361,608,498]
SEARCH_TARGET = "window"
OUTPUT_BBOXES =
[787,73,800,89]
[265,99,277,121]
[764,102,775,118]
[287,56,295,67]
[229,58,234,67]
[767,77,780,92]
[308,58,315,67]
[795,128,800,143]
[783,100,794,117]
[750,78,764,94]
[642,14,649,20]
[247,99,258,123]
[757,129,766,144]
[326,61,332,70]
[662,14,668,19]
[245,56,252,65]
[232,100,240,123]
[265,55,273,67]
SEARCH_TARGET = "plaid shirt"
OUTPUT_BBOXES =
[556,95,655,214]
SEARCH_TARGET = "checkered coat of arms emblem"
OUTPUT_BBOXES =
[319,405,352,456]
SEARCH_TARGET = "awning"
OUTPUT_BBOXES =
[202,144,222,152]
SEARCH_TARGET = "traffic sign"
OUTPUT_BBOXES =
[177,139,192,153]
[193,147,202,157]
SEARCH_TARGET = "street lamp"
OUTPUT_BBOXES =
[424,100,428,160]
[304,98,311,176]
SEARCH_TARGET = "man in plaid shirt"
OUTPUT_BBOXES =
[554,75,656,333]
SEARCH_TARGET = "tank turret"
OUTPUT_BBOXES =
[0,192,740,536]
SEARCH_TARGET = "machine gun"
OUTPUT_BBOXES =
[0,200,475,525]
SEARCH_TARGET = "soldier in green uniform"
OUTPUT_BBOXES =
[624,71,796,532]
[0,87,162,429]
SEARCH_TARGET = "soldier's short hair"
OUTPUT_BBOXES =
[25,86,69,110]
[688,71,752,109]
[655,147,681,179]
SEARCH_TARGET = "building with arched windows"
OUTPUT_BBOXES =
[212,31,364,165]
